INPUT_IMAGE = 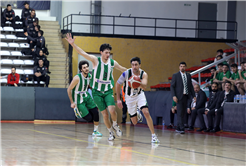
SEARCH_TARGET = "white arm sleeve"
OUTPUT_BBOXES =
[117,71,127,85]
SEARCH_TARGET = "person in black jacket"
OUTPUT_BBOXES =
[34,50,49,70]
[197,82,220,132]
[187,84,207,131]
[25,9,36,27]
[34,59,50,87]
[171,62,196,134]
[3,4,15,26]
[207,81,236,132]
[21,2,34,27]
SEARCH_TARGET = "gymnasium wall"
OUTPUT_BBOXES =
[67,36,230,91]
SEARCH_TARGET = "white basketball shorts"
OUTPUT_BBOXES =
[125,92,148,116]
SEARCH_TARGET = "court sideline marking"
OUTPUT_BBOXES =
[28,129,197,166]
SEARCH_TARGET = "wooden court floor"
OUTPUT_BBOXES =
[1,123,246,166]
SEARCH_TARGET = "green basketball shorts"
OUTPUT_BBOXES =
[92,89,115,111]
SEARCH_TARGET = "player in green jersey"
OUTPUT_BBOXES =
[66,33,127,141]
[67,60,102,137]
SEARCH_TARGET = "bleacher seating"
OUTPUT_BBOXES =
[0,21,44,86]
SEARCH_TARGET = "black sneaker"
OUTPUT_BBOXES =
[187,126,194,131]
[196,128,206,132]
[167,124,174,129]
[204,128,212,132]
[210,128,220,132]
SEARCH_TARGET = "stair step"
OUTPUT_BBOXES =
[47,46,65,51]
[49,50,66,54]
[49,84,67,88]
[40,24,60,29]
[45,38,61,42]
[50,62,67,66]
[39,21,59,26]
[46,42,63,47]
[44,34,60,38]
[50,75,67,79]
[42,29,60,33]
[48,54,67,58]
[49,66,68,70]
[50,80,67,84]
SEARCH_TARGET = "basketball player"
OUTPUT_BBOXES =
[65,33,127,141]
[116,57,160,143]
[67,60,102,137]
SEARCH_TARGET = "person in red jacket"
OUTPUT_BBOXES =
[7,67,19,87]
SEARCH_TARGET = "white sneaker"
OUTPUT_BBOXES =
[151,135,160,143]
[108,131,115,141]
[112,125,122,137]
[137,109,143,122]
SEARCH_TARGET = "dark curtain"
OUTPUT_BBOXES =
[17,1,50,10]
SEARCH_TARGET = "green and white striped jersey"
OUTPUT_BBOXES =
[72,73,92,104]
[90,57,115,92]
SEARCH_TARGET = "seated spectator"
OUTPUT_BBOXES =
[21,2,34,27]
[216,55,229,67]
[3,4,15,26]
[34,50,50,72]
[237,62,246,95]
[223,64,242,94]
[25,9,37,27]
[214,64,231,90]
[207,81,236,132]
[34,59,50,87]
[205,67,216,92]
[7,67,20,87]
[187,84,207,131]
[213,63,223,89]
[167,100,177,129]
[25,30,45,52]
[240,61,245,71]
[197,82,220,132]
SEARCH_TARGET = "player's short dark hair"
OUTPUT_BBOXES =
[179,62,187,66]
[223,64,229,68]
[217,55,223,59]
[7,4,11,7]
[217,49,223,54]
[130,57,141,64]
[212,82,218,87]
[231,64,238,68]
[241,61,245,65]
[31,9,35,12]
[38,30,44,36]
[79,60,89,71]
[225,81,232,86]
[11,66,16,70]
[218,63,223,67]
[24,2,29,5]
[100,43,112,52]
[210,67,216,71]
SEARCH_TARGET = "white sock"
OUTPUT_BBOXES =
[108,127,112,132]
[113,121,117,126]
[152,133,156,137]
[94,125,98,131]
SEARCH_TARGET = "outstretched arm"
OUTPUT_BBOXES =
[140,72,148,90]
[114,60,127,73]
[67,76,79,108]
[65,33,98,67]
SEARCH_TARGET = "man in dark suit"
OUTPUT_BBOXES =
[197,82,220,132]
[207,81,236,132]
[171,62,196,134]
[187,84,207,131]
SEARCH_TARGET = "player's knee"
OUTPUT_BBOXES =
[142,108,150,117]
[101,110,108,118]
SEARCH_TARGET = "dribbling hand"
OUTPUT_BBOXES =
[117,100,123,109]
[71,103,76,109]
[65,33,76,45]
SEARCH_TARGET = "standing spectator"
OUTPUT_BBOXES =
[7,67,20,87]
[34,59,50,87]
[208,81,236,132]
[187,84,207,131]
[21,2,34,27]
[3,4,15,26]
[197,82,220,132]
[25,9,36,27]
[171,62,196,134]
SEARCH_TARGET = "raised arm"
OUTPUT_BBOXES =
[114,60,127,73]
[140,72,148,90]
[67,76,79,108]
[65,33,98,67]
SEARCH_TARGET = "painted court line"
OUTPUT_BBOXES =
[28,129,198,166]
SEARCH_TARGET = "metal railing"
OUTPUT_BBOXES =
[63,14,237,39]
[190,52,237,85]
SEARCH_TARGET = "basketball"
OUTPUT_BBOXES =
[128,75,141,89]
